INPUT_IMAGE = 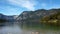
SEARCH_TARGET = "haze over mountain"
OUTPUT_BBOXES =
[0,13,18,22]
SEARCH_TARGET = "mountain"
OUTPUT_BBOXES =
[40,11,60,26]
[17,9,60,23]
[0,13,17,22]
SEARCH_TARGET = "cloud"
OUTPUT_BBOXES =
[8,0,36,11]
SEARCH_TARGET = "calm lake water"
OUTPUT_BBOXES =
[0,22,60,34]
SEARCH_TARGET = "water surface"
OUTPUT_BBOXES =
[0,22,60,34]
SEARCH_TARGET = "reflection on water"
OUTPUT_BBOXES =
[0,22,60,34]
[0,25,22,34]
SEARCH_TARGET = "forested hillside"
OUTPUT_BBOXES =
[40,12,60,25]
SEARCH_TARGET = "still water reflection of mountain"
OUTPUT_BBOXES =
[0,22,60,34]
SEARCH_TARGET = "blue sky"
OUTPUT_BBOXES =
[0,0,60,15]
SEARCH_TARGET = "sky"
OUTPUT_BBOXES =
[0,0,60,15]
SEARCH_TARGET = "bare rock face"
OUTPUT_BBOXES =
[16,9,60,23]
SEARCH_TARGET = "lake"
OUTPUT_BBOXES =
[0,22,60,34]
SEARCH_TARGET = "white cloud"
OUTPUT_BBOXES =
[8,0,36,11]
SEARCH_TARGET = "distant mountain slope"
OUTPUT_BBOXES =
[17,9,60,23]
[0,13,17,22]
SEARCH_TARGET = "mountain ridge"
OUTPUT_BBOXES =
[17,8,60,23]
[0,13,18,22]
